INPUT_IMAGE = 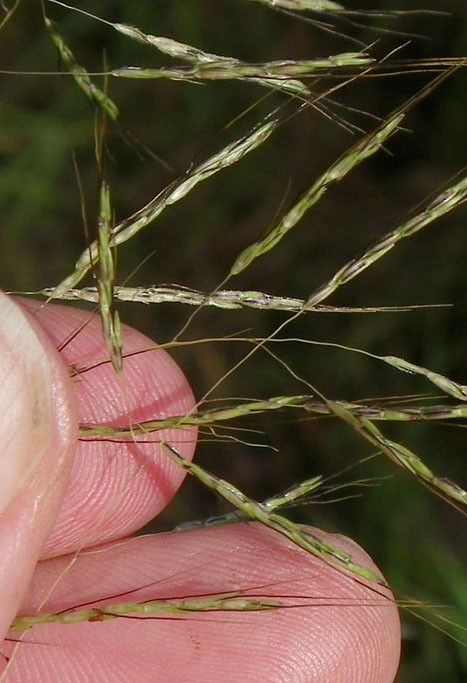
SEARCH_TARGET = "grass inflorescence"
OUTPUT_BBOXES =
[2,0,467,678]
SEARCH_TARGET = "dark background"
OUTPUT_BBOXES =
[1,1,466,680]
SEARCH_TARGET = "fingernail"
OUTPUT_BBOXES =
[0,294,54,514]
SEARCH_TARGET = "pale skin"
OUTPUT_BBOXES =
[0,293,401,681]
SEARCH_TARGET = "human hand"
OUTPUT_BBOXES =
[0,293,400,681]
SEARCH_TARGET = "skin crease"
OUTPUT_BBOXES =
[0,295,401,682]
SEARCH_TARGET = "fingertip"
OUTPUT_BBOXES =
[17,298,198,556]
[0,293,78,639]
[11,523,400,682]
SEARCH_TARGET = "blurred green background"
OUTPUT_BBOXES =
[1,1,466,680]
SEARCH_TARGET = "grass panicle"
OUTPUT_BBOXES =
[231,112,404,275]
[241,0,344,11]
[4,2,467,669]
[48,1,311,98]
[43,12,118,120]
[37,284,446,314]
[305,173,467,309]
[96,182,123,375]
[232,67,462,277]
[159,442,383,583]
[10,593,279,633]
[51,114,282,297]
[110,53,373,85]
[77,394,467,437]
[327,401,467,513]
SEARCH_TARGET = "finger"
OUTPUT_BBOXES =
[5,524,401,682]
[0,293,77,641]
[17,299,197,558]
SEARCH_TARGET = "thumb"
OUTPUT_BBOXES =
[0,293,77,640]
